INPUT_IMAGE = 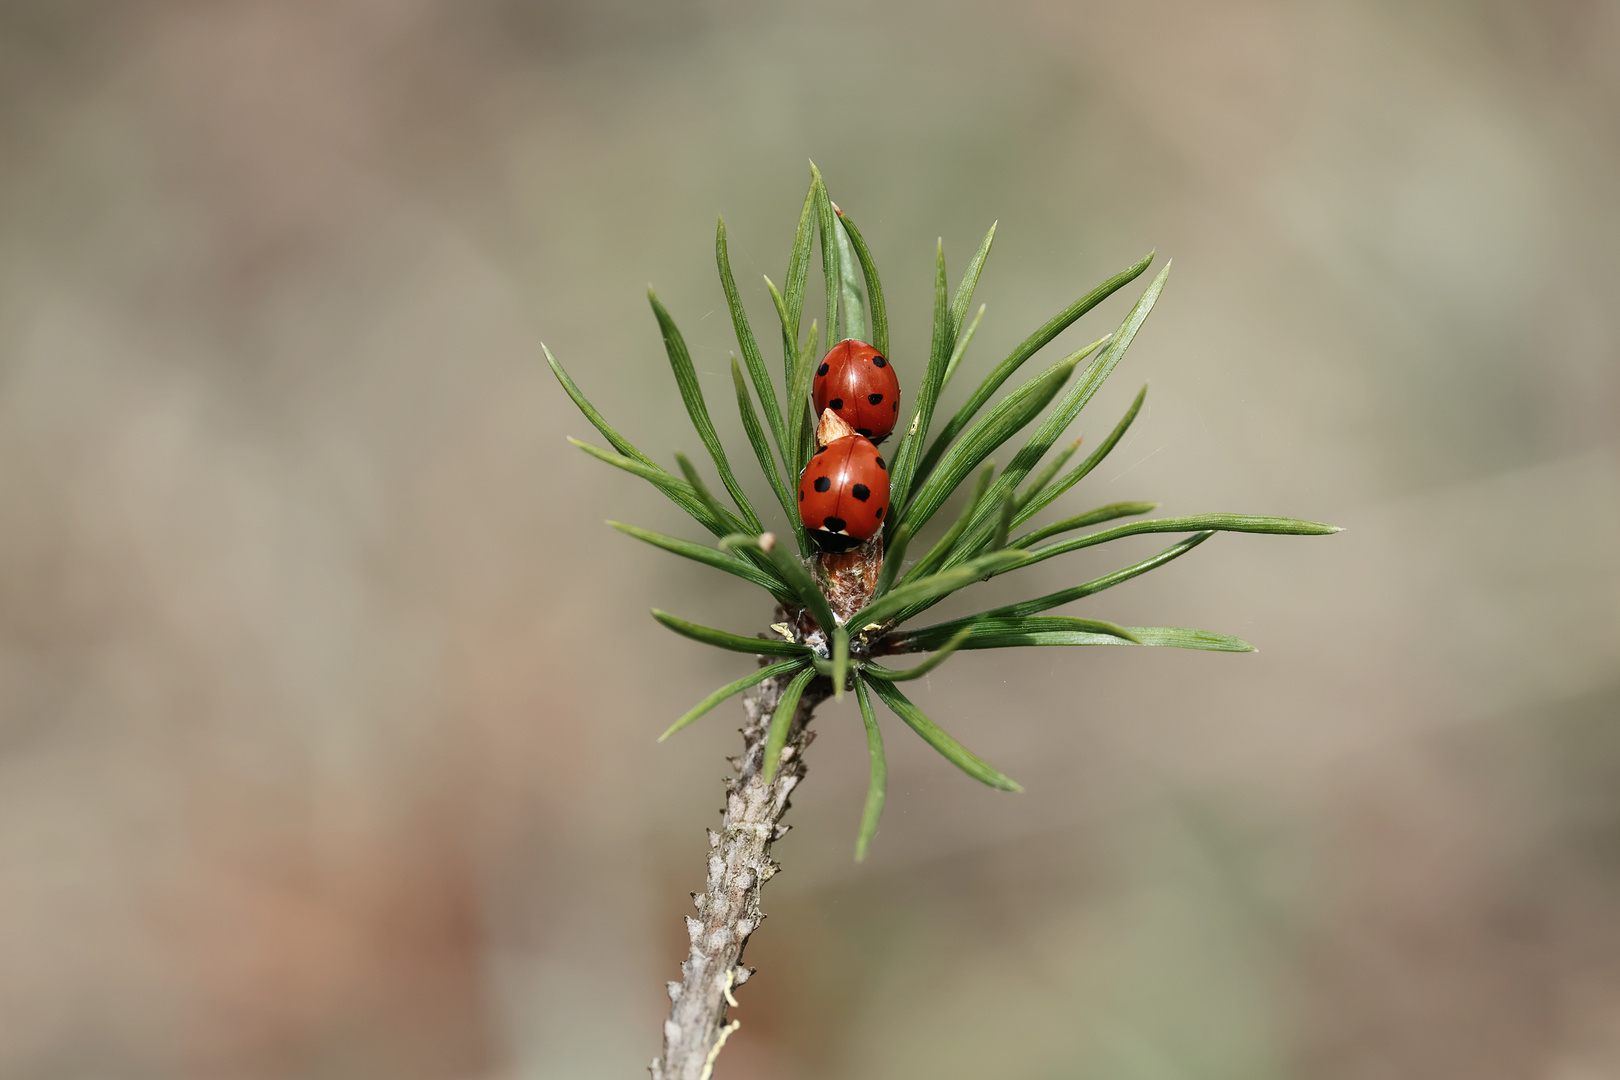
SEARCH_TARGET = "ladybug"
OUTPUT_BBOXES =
[812,339,901,444]
[797,434,891,553]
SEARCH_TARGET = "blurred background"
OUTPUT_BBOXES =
[2,1,1618,1077]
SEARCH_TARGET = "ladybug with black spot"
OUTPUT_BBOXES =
[812,339,901,444]
[798,434,891,553]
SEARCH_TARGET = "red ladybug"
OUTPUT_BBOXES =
[797,435,891,553]
[812,339,901,444]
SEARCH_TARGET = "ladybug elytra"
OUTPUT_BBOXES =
[812,339,901,444]
[797,434,891,553]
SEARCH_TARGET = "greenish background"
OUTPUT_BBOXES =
[2,2,1617,1077]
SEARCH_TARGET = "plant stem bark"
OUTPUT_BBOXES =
[650,661,826,1080]
[651,536,881,1080]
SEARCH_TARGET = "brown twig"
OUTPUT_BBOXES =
[651,537,882,1080]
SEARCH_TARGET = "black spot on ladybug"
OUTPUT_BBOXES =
[823,516,847,533]
[813,476,831,493]
[829,398,843,410]
[873,355,887,367]
[798,489,804,501]
[856,427,872,437]
[851,483,871,502]
[892,401,899,412]
[875,456,886,470]
[868,393,884,405]
[816,362,829,376]
[875,506,884,519]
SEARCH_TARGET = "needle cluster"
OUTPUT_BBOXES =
[549,164,1337,858]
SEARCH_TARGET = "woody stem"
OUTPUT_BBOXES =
[650,663,825,1080]
[651,537,882,1080]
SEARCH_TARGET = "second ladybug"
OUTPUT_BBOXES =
[798,434,891,553]
[812,339,901,444]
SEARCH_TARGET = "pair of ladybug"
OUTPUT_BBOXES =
[798,340,899,553]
